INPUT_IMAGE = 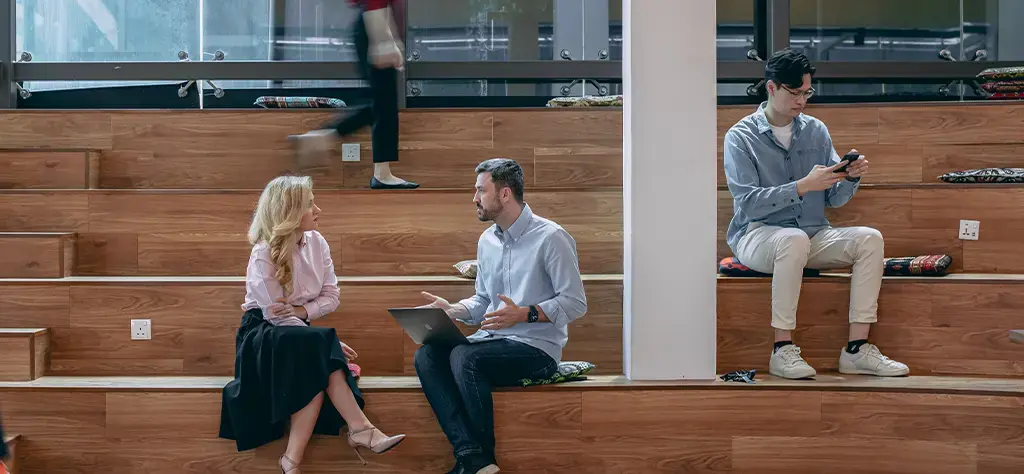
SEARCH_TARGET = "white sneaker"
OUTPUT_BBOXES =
[769,344,817,379]
[839,343,910,377]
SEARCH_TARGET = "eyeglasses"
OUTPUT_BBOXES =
[781,85,815,99]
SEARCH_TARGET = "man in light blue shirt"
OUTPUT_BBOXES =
[414,158,587,474]
[723,49,908,380]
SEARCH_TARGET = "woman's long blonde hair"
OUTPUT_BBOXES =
[248,175,314,295]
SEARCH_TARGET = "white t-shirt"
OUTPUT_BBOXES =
[770,122,793,150]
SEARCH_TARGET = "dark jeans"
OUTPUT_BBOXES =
[324,8,399,163]
[413,339,557,458]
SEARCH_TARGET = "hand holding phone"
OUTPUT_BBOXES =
[833,151,862,173]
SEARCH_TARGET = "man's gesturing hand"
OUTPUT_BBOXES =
[418,291,453,315]
[797,162,846,195]
[481,295,527,331]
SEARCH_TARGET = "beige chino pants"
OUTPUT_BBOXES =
[733,223,884,330]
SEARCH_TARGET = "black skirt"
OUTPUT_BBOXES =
[219,308,364,452]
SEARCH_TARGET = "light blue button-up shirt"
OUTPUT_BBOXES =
[723,102,860,252]
[457,203,588,362]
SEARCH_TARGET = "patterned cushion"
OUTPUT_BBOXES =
[546,94,623,107]
[519,361,595,387]
[977,66,1024,81]
[453,259,477,279]
[348,362,361,378]
[884,255,952,276]
[718,257,820,277]
[254,96,347,108]
[980,80,1024,93]
[938,168,1024,183]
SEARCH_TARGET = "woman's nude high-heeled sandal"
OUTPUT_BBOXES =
[347,426,406,465]
[279,454,301,473]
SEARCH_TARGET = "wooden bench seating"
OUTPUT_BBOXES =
[0,189,622,276]
[3,274,1024,378]
[2,184,1024,276]
[0,374,1020,473]
[0,275,623,377]
[0,150,99,190]
[0,233,74,279]
[718,273,1024,377]
[0,329,49,382]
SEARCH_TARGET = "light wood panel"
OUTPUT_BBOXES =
[3,377,1023,473]
[0,193,88,232]
[717,278,1024,376]
[0,112,112,149]
[0,189,621,276]
[732,437,977,474]
[879,104,1024,145]
[0,329,48,382]
[1,105,1023,190]
[0,233,74,278]
[0,277,621,377]
[0,152,89,189]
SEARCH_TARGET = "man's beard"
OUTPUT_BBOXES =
[477,200,504,222]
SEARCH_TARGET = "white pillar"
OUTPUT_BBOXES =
[996,0,1024,60]
[622,0,718,380]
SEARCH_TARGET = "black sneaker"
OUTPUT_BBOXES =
[458,453,499,474]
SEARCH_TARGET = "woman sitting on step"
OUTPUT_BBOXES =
[219,175,405,473]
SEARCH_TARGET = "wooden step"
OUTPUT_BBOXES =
[2,434,19,474]
[1,109,622,190]
[0,189,622,276]
[0,233,75,278]
[718,274,1024,377]
[0,374,1019,473]
[0,150,99,190]
[0,276,622,377]
[0,329,49,382]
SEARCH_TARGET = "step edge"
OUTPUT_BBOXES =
[1,374,1021,397]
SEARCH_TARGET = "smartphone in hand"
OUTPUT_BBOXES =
[833,152,862,173]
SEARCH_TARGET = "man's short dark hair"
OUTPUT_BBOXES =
[475,158,524,203]
[765,49,815,89]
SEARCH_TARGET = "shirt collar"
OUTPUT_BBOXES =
[753,101,806,135]
[297,232,309,248]
[494,203,533,242]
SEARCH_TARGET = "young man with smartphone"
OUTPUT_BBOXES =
[722,49,909,380]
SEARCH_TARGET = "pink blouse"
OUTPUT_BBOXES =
[242,230,340,326]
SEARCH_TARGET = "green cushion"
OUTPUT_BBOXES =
[518,361,595,387]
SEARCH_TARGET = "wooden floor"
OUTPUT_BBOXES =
[0,374,1020,473]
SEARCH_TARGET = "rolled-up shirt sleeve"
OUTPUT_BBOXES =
[536,230,587,328]
[456,246,490,325]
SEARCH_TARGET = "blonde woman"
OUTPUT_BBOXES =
[219,176,405,473]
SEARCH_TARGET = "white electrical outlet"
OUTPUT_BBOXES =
[958,219,980,241]
[131,319,152,340]
[341,143,360,162]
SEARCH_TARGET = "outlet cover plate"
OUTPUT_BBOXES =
[958,219,980,241]
[341,143,360,162]
[131,319,152,340]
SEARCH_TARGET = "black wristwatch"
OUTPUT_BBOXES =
[527,305,539,323]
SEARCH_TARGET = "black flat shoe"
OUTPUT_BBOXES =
[370,177,420,189]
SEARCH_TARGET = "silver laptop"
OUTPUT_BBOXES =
[388,307,483,346]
